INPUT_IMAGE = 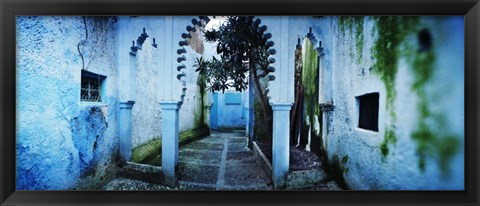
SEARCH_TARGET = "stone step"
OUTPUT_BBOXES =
[117,161,164,184]
[285,169,328,190]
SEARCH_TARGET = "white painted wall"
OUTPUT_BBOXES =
[263,16,464,190]
[291,16,464,190]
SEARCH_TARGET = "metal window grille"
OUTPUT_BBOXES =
[81,70,105,102]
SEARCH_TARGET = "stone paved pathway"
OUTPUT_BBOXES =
[102,130,272,190]
[178,130,271,190]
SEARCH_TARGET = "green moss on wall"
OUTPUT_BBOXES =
[325,155,349,189]
[179,126,210,146]
[380,128,397,160]
[131,126,210,165]
[372,17,400,115]
[339,16,365,64]
[195,73,207,128]
[370,17,460,176]
[371,16,419,158]
[372,16,420,115]
[437,136,460,176]
[409,48,460,176]
[302,39,319,97]
[131,138,162,163]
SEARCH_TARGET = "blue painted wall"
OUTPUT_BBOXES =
[210,91,246,129]
[16,16,121,190]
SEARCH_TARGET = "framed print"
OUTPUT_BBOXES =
[1,0,479,205]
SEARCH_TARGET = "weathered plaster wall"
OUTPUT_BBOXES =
[274,16,463,190]
[16,16,120,190]
[173,16,207,133]
[116,16,207,148]
[15,15,464,191]
[118,17,164,148]
[314,16,464,190]
[178,44,204,132]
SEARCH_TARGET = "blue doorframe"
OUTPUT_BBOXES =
[210,92,218,129]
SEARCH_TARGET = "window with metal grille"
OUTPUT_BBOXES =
[357,92,379,131]
[81,70,106,102]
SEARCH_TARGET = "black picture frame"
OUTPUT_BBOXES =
[1,0,478,205]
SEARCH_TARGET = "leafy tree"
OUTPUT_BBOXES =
[195,16,275,145]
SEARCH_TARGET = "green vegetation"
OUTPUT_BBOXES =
[179,126,210,146]
[373,17,402,115]
[380,128,397,160]
[301,38,323,154]
[196,16,274,148]
[325,155,349,189]
[132,138,162,163]
[409,46,460,176]
[302,39,319,97]
[369,16,460,176]
[342,156,350,174]
[131,126,210,165]
[339,16,365,64]
[371,16,418,158]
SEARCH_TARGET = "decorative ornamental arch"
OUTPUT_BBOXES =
[177,16,278,99]
[304,27,325,57]
[175,16,210,103]
[129,27,151,56]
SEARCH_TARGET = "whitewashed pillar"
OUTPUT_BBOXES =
[271,103,293,188]
[159,101,181,186]
[119,101,134,161]
[117,16,136,161]
[159,16,188,186]
[266,16,294,188]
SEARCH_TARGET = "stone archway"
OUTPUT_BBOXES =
[160,16,293,189]
[296,27,326,153]
[184,17,278,140]
[176,15,279,139]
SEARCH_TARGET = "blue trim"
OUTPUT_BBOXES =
[81,70,106,79]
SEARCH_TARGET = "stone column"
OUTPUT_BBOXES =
[263,16,294,188]
[271,102,293,188]
[160,101,181,186]
[157,16,193,186]
[117,16,137,162]
[119,101,135,161]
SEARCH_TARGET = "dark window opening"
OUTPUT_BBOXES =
[357,93,379,131]
[81,70,106,102]
[418,28,432,52]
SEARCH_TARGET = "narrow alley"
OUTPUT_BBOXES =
[103,130,272,190]
[15,16,465,191]
[102,130,342,190]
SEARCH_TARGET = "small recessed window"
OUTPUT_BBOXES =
[81,70,106,102]
[357,93,379,131]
